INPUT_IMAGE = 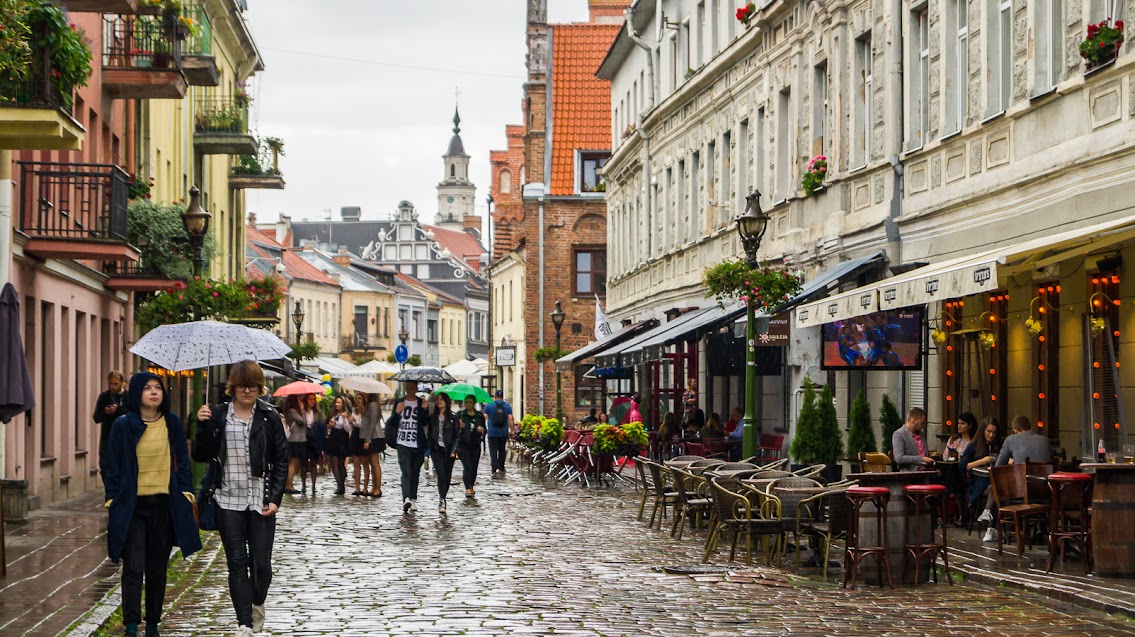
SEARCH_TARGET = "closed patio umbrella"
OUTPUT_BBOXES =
[0,283,34,423]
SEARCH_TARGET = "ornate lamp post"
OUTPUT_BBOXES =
[291,300,305,346]
[181,186,211,279]
[736,190,770,459]
[550,300,566,422]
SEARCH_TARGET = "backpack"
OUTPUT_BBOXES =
[490,401,508,429]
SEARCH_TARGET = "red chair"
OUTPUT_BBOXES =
[755,434,785,460]
[702,439,731,460]
[684,442,705,457]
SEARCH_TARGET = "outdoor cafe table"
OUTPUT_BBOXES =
[846,471,938,585]
[1079,463,1135,578]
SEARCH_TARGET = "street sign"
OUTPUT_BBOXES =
[495,346,516,367]
[394,344,409,364]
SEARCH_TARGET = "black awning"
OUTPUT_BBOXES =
[595,309,709,369]
[554,319,658,371]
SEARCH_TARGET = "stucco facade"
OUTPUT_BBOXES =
[490,251,528,416]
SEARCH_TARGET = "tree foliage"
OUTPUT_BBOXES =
[879,394,904,455]
[790,378,822,464]
[846,388,877,456]
[816,383,843,464]
[126,199,216,280]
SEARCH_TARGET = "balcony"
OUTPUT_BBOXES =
[179,5,218,86]
[0,53,85,151]
[341,334,389,354]
[193,97,256,155]
[229,138,285,189]
[17,162,138,263]
[102,260,177,292]
[65,0,138,12]
[101,14,188,99]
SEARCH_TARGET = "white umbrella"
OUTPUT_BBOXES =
[130,320,292,372]
[338,377,394,395]
[355,359,400,375]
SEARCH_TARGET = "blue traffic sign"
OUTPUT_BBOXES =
[394,344,409,364]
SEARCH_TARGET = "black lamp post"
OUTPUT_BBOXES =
[181,185,211,279]
[291,300,305,346]
[398,324,410,369]
[550,300,566,422]
[736,190,770,459]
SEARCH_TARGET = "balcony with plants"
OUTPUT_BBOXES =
[229,137,285,190]
[193,90,255,154]
[177,4,217,86]
[104,186,215,291]
[101,12,187,99]
[0,0,89,150]
[65,0,138,12]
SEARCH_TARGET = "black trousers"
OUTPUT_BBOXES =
[216,507,276,629]
[431,445,455,500]
[488,437,507,473]
[397,446,426,501]
[121,494,173,628]
[460,445,481,489]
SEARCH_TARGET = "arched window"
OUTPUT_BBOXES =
[500,170,512,193]
[450,164,456,177]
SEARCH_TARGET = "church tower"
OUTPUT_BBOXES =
[436,106,477,232]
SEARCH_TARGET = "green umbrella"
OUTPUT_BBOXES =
[435,383,493,404]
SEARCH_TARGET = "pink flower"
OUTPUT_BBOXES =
[213,291,219,297]
[740,295,750,302]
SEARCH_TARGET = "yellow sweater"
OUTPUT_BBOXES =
[136,416,170,496]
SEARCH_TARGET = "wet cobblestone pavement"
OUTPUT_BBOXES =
[149,457,1135,636]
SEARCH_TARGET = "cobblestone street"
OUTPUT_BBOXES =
[146,457,1135,636]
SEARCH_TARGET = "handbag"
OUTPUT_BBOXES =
[196,461,220,531]
[172,452,200,527]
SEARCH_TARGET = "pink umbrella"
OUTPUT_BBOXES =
[272,381,325,397]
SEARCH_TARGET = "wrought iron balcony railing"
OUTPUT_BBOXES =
[194,97,250,134]
[341,335,389,350]
[18,162,130,243]
[102,14,182,70]
[181,5,213,56]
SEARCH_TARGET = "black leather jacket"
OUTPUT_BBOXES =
[427,411,460,455]
[192,399,289,507]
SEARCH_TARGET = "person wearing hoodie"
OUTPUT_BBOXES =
[104,372,201,637]
[428,392,460,513]
[194,360,288,637]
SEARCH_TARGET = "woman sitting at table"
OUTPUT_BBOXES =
[961,416,1003,542]
[945,412,978,459]
[684,408,705,438]
[700,412,725,439]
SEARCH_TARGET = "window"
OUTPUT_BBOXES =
[696,2,705,67]
[812,62,828,156]
[677,160,687,244]
[1034,0,1063,93]
[450,163,456,177]
[353,305,368,341]
[399,244,412,260]
[710,0,720,53]
[706,141,716,228]
[910,8,930,148]
[854,34,872,167]
[691,149,701,238]
[575,367,603,409]
[777,88,792,200]
[944,0,969,134]
[755,107,766,197]
[428,319,438,343]
[412,311,422,340]
[417,264,429,279]
[508,280,514,321]
[574,249,607,296]
[721,130,732,227]
[578,152,610,193]
[987,0,1012,115]
[738,119,749,214]
[500,169,511,194]
[681,21,690,76]
[664,166,673,250]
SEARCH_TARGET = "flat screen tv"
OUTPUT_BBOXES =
[820,308,924,370]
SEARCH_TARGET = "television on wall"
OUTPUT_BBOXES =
[820,308,924,370]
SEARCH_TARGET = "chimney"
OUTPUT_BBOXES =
[247,211,256,226]
[340,206,361,222]
[275,214,290,245]
[332,246,351,267]
[463,214,481,234]
[588,0,629,24]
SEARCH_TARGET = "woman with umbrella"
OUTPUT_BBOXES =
[302,393,324,495]
[457,395,486,498]
[283,396,308,494]
[428,391,460,513]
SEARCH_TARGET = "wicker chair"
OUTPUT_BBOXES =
[770,477,824,562]
[643,459,678,530]
[669,466,713,539]
[741,456,789,470]
[795,487,851,578]
[792,464,828,479]
[704,477,784,566]
[858,452,893,473]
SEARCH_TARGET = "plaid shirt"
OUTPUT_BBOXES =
[215,406,263,512]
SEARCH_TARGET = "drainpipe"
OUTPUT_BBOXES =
[886,0,905,265]
[537,193,546,416]
[624,6,657,111]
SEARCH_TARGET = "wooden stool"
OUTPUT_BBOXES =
[903,483,952,586]
[844,486,893,589]
[1047,472,1093,574]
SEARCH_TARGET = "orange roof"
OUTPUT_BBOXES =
[282,250,341,287]
[423,224,486,272]
[549,23,619,196]
[247,226,284,250]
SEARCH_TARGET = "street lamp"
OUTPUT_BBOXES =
[181,185,211,279]
[550,300,566,422]
[736,190,770,459]
[291,300,305,346]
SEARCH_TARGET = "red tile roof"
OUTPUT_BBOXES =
[549,23,620,196]
[246,224,339,286]
[423,224,486,272]
[283,250,341,287]
[247,226,284,250]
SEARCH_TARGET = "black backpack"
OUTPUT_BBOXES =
[490,401,508,428]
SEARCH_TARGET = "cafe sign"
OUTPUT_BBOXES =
[756,313,791,346]
[495,346,516,367]
[795,287,879,328]
[878,260,999,310]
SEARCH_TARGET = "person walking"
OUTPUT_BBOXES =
[301,394,323,495]
[428,392,460,513]
[363,394,384,497]
[483,390,514,478]
[457,395,485,498]
[95,370,127,487]
[282,396,307,495]
[104,372,201,637]
[350,393,374,496]
[325,396,351,496]
[385,380,430,514]
[194,360,288,637]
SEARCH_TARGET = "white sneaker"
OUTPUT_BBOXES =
[233,626,254,637]
[409,499,417,512]
[403,498,412,513]
[977,509,994,524]
[982,527,997,542]
[251,604,265,632]
[439,499,447,514]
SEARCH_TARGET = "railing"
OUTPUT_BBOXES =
[181,5,213,56]
[194,97,249,134]
[102,14,182,69]
[0,30,69,110]
[17,162,130,242]
[231,138,282,176]
[341,334,387,350]
[101,259,173,280]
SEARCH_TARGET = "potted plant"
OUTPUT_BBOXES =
[1080,18,1124,71]
[265,136,285,173]
[621,123,636,140]
[879,394,903,456]
[815,384,844,482]
[235,81,252,108]
[801,155,828,197]
[176,15,201,40]
[846,388,876,472]
[153,40,173,69]
[789,378,821,470]
[704,258,803,313]
[735,3,757,26]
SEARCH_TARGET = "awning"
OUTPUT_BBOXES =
[305,356,371,378]
[795,214,1135,326]
[555,320,657,371]
[739,250,889,329]
[636,303,747,365]
[595,309,710,368]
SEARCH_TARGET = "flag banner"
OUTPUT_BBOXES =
[595,295,612,340]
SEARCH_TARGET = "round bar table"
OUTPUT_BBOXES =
[846,470,938,585]
[1080,463,1135,578]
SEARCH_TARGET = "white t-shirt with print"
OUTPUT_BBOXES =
[396,399,420,449]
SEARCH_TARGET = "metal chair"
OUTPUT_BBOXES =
[669,466,713,540]
[704,477,783,566]
[796,487,851,578]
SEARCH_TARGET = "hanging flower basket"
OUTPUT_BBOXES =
[735,3,757,26]
[1080,19,1124,70]
[801,155,828,197]
[704,258,803,313]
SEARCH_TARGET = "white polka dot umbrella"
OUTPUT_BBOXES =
[130,320,293,372]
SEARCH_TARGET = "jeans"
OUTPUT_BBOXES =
[121,495,172,628]
[216,507,276,628]
[397,446,426,501]
[431,445,455,500]
[488,437,507,473]
[460,445,481,489]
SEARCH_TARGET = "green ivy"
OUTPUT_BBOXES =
[0,0,31,86]
[126,199,215,281]
[703,258,803,313]
[533,347,571,363]
[26,1,93,110]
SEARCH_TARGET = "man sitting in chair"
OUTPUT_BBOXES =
[891,407,933,472]
[995,416,1052,466]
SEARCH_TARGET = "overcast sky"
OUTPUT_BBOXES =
[242,1,591,229]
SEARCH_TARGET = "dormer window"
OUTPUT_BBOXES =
[578,151,610,194]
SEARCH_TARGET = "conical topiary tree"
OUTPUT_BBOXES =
[847,388,877,457]
[816,383,843,465]
[879,394,903,454]
[790,378,823,464]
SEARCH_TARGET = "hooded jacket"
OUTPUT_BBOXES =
[192,397,289,507]
[104,372,202,563]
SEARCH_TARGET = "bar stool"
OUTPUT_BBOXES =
[1047,472,1093,574]
[843,486,893,590]
[902,483,952,586]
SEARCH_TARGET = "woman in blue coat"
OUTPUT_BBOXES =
[104,372,201,637]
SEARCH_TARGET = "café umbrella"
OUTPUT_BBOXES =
[0,283,34,423]
[130,320,293,372]
[272,381,326,397]
[338,377,394,395]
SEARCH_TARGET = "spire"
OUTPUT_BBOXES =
[447,103,466,156]
[452,105,461,135]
